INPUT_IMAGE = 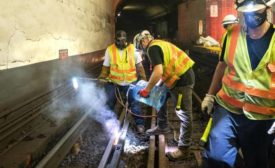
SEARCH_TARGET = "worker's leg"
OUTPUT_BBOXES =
[166,85,193,161]
[238,117,274,168]
[146,94,170,135]
[104,83,117,111]
[174,85,193,147]
[122,85,144,126]
[157,97,170,129]
[202,105,238,168]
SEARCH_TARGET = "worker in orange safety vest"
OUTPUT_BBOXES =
[98,30,147,134]
[201,0,275,167]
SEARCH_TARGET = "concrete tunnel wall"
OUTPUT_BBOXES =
[0,0,116,111]
[0,0,208,111]
[0,0,112,70]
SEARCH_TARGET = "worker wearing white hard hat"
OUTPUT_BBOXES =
[136,30,195,161]
[222,14,239,30]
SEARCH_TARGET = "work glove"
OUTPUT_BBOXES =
[268,121,275,145]
[97,78,108,85]
[138,88,150,98]
[201,94,215,115]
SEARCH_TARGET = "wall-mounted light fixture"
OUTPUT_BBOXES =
[117,12,121,17]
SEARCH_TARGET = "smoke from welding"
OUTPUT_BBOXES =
[74,79,120,137]
[47,76,120,138]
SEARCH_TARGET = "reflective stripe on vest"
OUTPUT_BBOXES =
[108,44,137,83]
[149,40,194,88]
[218,90,275,115]
[217,25,275,116]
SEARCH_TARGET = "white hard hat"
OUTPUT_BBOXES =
[235,0,275,12]
[222,15,238,26]
[133,33,141,49]
[141,30,151,37]
[134,30,154,49]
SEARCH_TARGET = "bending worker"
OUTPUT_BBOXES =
[136,30,195,161]
[201,0,275,167]
[98,30,147,133]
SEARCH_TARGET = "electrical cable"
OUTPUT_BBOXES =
[114,86,157,118]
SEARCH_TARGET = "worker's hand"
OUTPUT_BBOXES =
[97,78,108,85]
[201,94,215,115]
[139,88,150,98]
[268,122,275,145]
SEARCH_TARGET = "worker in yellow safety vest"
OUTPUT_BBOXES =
[98,30,147,133]
[200,14,239,146]
[136,30,195,161]
[220,14,239,50]
[201,0,275,167]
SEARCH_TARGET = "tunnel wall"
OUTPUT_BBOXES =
[0,49,105,113]
[178,0,206,49]
[205,0,236,43]
[0,0,112,70]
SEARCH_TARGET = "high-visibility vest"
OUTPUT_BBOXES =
[148,40,194,88]
[219,31,228,58]
[107,44,137,84]
[216,25,275,120]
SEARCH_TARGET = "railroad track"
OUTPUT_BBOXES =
[98,107,171,168]
[3,75,271,168]
[0,84,74,155]
[0,78,101,168]
[0,79,210,168]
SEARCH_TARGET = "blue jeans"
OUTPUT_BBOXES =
[104,82,144,126]
[202,105,274,168]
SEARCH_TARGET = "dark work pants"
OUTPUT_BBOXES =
[104,82,144,126]
[157,84,194,147]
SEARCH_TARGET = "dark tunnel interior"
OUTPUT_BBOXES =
[115,0,185,42]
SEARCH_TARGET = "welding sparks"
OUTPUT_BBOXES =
[113,129,122,145]
[165,146,178,153]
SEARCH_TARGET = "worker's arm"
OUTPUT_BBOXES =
[98,66,110,79]
[201,61,226,114]
[139,46,163,97]
[136,62,147,81]
[145,64,163,91]
[207,61,227,95]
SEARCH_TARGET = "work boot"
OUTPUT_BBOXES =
[166,147,191,161]
[146,126,171,135]
[137,125,145,134]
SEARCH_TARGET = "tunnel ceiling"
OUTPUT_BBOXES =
[116,0,185,20]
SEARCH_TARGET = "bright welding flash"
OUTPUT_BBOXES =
[72,77,79,90]
[113,130,121,145]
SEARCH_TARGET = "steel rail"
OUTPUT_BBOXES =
[147,108,157,168]
[98,107,127,168]
[35,112,89,168]
[0,86,74,154]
